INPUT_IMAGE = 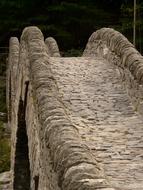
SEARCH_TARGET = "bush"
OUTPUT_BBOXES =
[0,138,10,172]
[0,121,10,173]
[63,48,83,57]
[0,76,6,113]
[0,121,5,136]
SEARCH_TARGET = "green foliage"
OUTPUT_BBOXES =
[0,138,10,173]
[0,89,6,113]
[120,1,143,53]
[43,1,119,49]
[0,56,9,173]
[0,55,7,76]
[0,0,122,50]
[0,121,10,173]
[0,83,6,113]
[0,121,4,136]
[0,55,7,113]
[63,48,83,57]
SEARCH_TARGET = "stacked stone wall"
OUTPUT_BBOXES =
[22,27,115,190]
[8,26,116,190]
[7,37,19,189]
[45,37,60,57]
[83,28,143,114]
[8,26,143,190]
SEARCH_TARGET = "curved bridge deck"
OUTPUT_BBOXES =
[50,56,143,190]
[8,27,143,190]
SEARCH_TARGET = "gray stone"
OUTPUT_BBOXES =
[8,26,143,190]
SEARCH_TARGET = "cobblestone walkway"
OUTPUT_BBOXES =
[50,57,143,190]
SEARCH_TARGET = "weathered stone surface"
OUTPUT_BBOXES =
[0,171,12,190]
[45,37,60,57]
[7,26,143,190]
[50,57,143,189]
[7,37,20,188]
[83,27,143,115]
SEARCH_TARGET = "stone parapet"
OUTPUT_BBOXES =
[7,37,19,187]
[7,37,19,122]
[21,26,115,190]
[8,26,143,190]
[45,37,60,57]
[83,28,143,114]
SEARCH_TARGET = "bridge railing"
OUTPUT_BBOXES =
[83,27,143,114]
[8,26,116,190]
[22,26,115,190]
[45,37,61,57]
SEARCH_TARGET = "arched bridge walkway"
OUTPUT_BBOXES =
[7,27,143,190]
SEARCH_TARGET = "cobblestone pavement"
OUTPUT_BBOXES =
[50,57,143,190]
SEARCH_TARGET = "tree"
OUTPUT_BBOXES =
[120,0,143,53]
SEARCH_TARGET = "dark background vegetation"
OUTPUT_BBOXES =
[0,0,142,52]
[0,0,142,172]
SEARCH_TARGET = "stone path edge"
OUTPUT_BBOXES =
[22,26,116,190]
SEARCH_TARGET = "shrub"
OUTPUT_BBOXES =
[0,121,10,173]
[63,48,83,57]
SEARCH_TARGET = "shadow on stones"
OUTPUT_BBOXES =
[13,81,31,190]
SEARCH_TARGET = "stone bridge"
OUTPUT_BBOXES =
[7,26,143,190]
